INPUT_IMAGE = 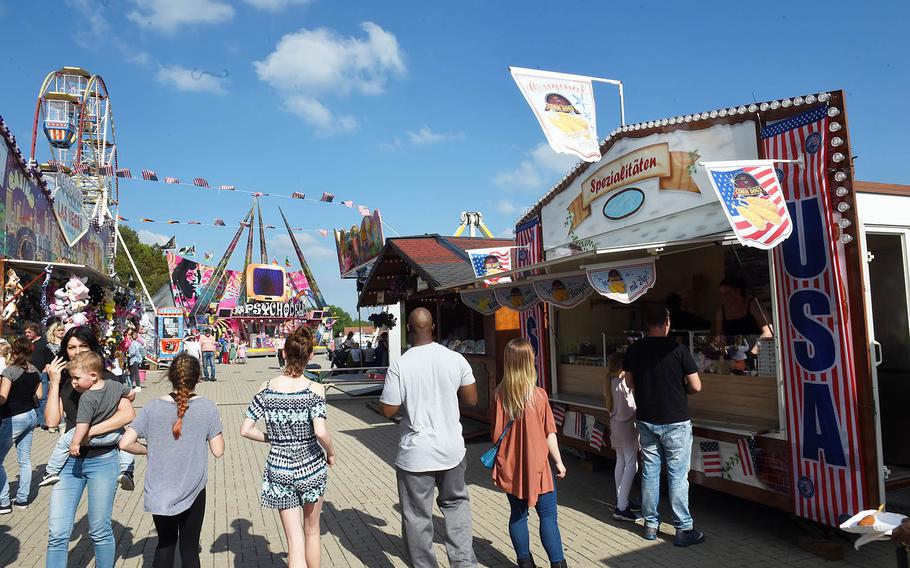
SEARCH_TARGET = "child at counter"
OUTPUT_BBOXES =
[605,352,640,522]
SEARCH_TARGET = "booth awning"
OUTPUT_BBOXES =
[4,259,122,289]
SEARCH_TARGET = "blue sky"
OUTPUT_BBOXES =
[1,0,908,315]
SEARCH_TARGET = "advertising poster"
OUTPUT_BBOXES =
[335,209,384,278]
[167,252,242,313]
[540,121,758,257]
[532,272,592,309]
[5,151,40,261]
[459,289,501,315]
[467,247,513,285]
[510,67,601,162]
[494,283,540,312]
[47,172,90,247]
[587,258,656,304]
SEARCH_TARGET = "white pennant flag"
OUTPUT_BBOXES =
[510,67,601,162]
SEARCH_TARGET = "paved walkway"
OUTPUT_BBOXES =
[0,357,895,566]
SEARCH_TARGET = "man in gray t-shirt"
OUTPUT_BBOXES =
[379,308,478,568]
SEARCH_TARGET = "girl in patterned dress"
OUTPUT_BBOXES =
[241,327,336,568]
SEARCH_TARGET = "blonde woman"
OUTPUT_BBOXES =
[491,338,567,568]
[46,322,66,356]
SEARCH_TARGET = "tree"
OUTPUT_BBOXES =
[325,304,354,336]
[113,225,170,297]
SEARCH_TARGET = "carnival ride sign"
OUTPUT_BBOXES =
[232,300,310,318]
[335,209,384,278]
[540,121,758,256]
[587,258,656,304]
[532,272,592,309]
[494,283,540,312]
[48,172,89,247]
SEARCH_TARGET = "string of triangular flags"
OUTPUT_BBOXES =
[117,215,332,237]
[103,166,370,214]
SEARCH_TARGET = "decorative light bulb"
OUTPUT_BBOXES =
[828,107,841,117]
[770,100,781,110]
[834,171,847,182]
[718,109,727,117]
[840,234,853,244]
[793,96,804,106]
[837,202,851,213]
[660,118,669,126]
[838,218,852,228]
[832,152,846,162]
[781,99,792,108]
[748,104,758,112]
[709,110,718,118]
[701,112,710,119]
[684,115,692,122]
[829,122,842,132]
[760,102,769,111]
[737,106,747,114]
[831,137,843,147]
[805,94,817,104]
[835,186,848,197]
[818,93,830,102]
[668,117,677,125]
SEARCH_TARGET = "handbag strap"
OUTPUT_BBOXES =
[493,419,514,449]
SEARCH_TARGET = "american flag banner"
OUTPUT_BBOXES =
[139,218,155,223]
[115,168,132,178]
[141,170,158,181]
[320,192,335,202]
[737,437,759,477]
[551,403,566,427]
[358,205,370,216]
[562,411,587,440]
[219,185,235,191]
[291,192,305,200]
[252,192,265,197]
[166,220,180,225]
[703,160,793,250]
[701,441,722,477]
[73,163,88,174]
[117,215,127,221]
[213,219,226,226]
[516,217,550,390]
[187,220,201,225]
[101,164,113,176]
[764,105,866,526]
[193,178,210,188]
[467,247,512,285]
[341,200,354,208]
[165,177,180,184]
[590,420,607,451]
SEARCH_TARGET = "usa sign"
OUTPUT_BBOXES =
[764,106,867,527]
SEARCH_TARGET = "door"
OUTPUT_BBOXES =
[865,232,910,471]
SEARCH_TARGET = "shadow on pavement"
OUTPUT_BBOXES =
[211,518,288,567]
[0,524,20,566]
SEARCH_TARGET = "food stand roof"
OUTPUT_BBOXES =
[358,235,514,308]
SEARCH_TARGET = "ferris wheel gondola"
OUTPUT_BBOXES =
[30,66,120,271]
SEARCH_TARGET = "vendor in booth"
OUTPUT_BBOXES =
[714,277,773,355]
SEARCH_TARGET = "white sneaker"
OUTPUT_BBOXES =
[133,386,142,393]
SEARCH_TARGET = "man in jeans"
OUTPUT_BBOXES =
[379,308,478,567]
[200,330,217,381]
[623,304,705,547]
[24,322,54,430]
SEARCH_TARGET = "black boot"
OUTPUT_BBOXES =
[550,561,567,568]
[517,557,537,568]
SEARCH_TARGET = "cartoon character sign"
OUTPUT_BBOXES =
[494,283,540,312]
[587,258,656,304]
[532,273,592,309]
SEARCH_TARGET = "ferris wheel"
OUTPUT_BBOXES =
[29,66,119,234]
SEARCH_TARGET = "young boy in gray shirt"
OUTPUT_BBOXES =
[39,351,134,486]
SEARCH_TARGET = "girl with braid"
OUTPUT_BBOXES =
[120,354,224,568]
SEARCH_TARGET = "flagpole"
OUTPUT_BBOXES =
[510,67,626,127]
[589,77,625,126]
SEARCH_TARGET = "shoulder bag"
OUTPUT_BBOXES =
[480,419,513,469]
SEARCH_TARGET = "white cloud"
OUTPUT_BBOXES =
[496,200,519,215]
[243,0,311,11]
[406,126,461,146]
[271,232,335,261]
[127,0,234,34]
[498,227,516,238]
[494,143,579,192]
[137,229,170,246]
[155,65,227,95]
[254,22,406,133]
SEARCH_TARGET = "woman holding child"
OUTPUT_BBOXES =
[43,326,136,568]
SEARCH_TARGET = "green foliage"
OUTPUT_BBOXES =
[113,225,170,296]
[325,304,354,336]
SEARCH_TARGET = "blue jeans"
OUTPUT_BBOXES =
[46,449,119,567]
[202,352,216,380]
[638,420,694,531]
[46,429,123,476]
[0,410,39,504]
[38,372,49,427]
[506,487,565,563]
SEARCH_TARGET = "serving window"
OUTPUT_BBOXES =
[552,241,782,435]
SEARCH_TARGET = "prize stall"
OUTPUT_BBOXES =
[448,90,906,529]
[357,234,518,424]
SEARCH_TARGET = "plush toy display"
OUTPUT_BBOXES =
[2,269,23,322]
[47,275,92,326]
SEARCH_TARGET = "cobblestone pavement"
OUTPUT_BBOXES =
[0,357,895,566]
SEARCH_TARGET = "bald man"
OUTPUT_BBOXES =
[379,307,478,567]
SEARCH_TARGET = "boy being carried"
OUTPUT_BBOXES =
[39,352,135,487]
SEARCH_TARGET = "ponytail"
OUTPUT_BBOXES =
[167,354,201,439]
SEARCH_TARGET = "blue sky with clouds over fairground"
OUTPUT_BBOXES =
[0,0,907,314]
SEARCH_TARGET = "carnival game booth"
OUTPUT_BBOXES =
[358,234,517,424]
[445,91,905,530]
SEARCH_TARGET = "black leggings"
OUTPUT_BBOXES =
[152,488,206,568]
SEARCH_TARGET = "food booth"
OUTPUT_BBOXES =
[447,90,908,529]
[357,234,518,424]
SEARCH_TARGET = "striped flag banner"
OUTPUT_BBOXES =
[551,403,566,427]
[701,441,722,477]
[213,219,226,226]
[165,177,180,184]
[590,420,607,451]
[101,164,113,176]
[291,192,305,200]
[318,229,328,237]
[117,215,128,221]
[193,178,210,188]
[358,205,370,216]
[516,216,549,390]
[141,169,158,181]
[320,192,335,202]
[140,218,155,223]
[166,220,180,225]
[764,105,866,526]
[341,200,354,208]
[73,163,88,174]
[737,437,758,477]
[702,160,792,250]
[115,168,132,178]
[467,247,513,285]
[252,192,265,197]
